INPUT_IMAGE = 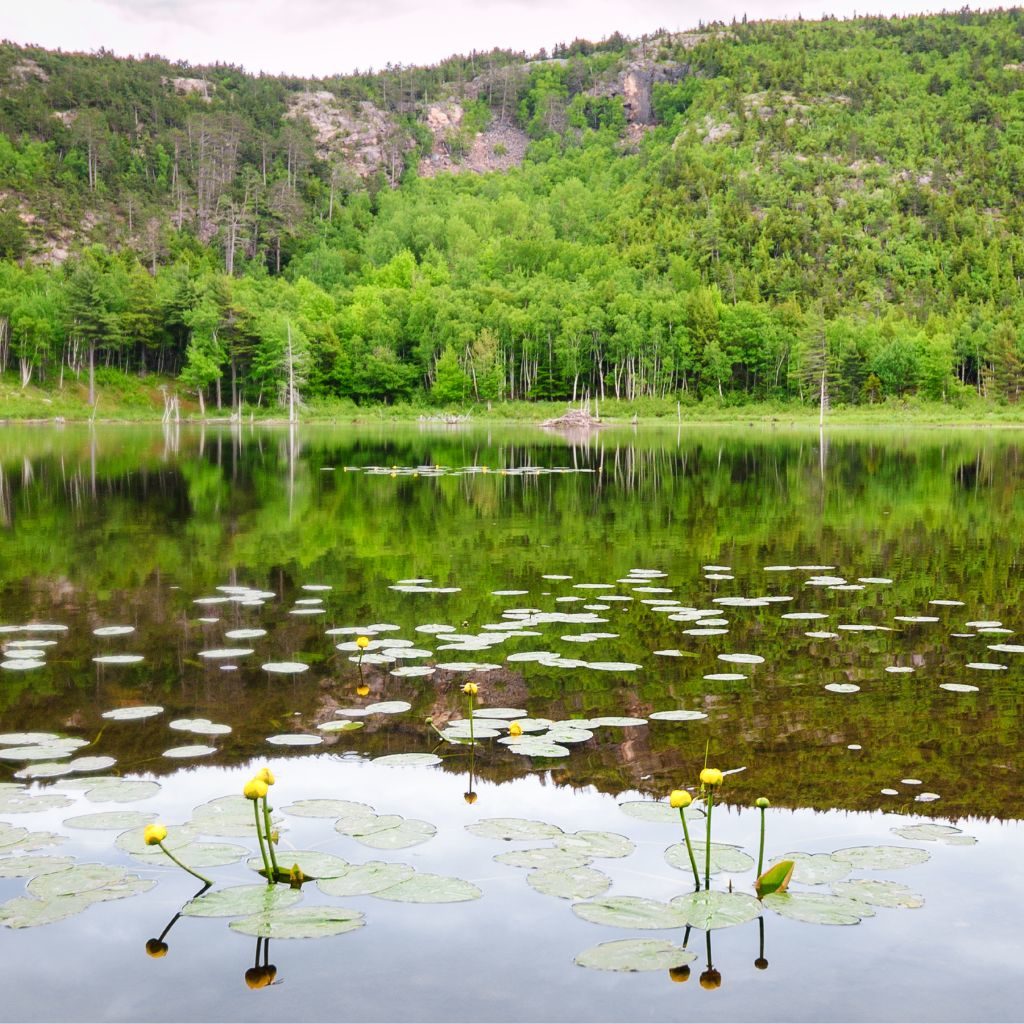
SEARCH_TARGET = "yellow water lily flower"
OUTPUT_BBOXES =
[243,778,269,800]
[144,823,168,846]
[462,682,478,696]
[256,767,275,786]
[509,722,523,737]
[669,790,692,809]
[699,768,724,787]
[356,683,370,697]
[356,636,370,650]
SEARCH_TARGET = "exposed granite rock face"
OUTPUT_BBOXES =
[417,101,530,177]
[592,61,692,124]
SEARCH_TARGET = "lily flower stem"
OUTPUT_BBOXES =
[757,806,766,878]
[704,789,714,890]
[261,797,280,876]
[252,800,274,884]
[468,691,475,747]
[157,841,213,887]
[678,807,701,890]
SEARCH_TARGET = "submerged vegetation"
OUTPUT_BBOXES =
[1,11,1024,418]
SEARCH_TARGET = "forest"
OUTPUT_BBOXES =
[1,10,1024,413]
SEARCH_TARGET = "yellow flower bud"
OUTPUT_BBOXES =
[755,796,770,809]
[356,636,370,650]
[669,789,692,809]
[144,823,168,847]
[700,768,724,787]
[243,778,269,801]
[462,682,478,696]
[509,722,523,737]
[356,683,370,697]
[256,767,275,786]
[145,938,168,958]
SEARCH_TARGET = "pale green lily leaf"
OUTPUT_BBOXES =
[101,706,163,721]
[317,720,365,733]
[832,879,924,909]
[169,719,232,736]
[527,866,610,900]
[466,818,564,841]
[181,884,302,918]
[355,818,436,850]
[494,847,592,870]
[666,843,755,874]
[573,896,689,930]
[670,890,763,930]
[133,842,248,868]
[229,906,365,939]
[191,796,280,838]
[588,716,647,727]
[557,831,634,859]
[14,763,75,780]
[0,828,65,853]
[373,873,482,903]
[782,852,851,885]
[648,709,709,722]
[64,811,150,831]
[28,864,133,898]
[575,939,697,972]
[372,753,442,767]
[283,799,375,819]
[472,708,528,719]
[246,850,349,878]
[0,855,76,878]
[506,739,571,758]
[265,734,322,746]
[831,846,930,870]
[619,801,703,824]
[0,790,73,813]
[762,891,875,924]
[335,813,402,838]
[163,745,218,758]
[81,779,161,803]
[115,824,197,855]
[890,823,977,845]
[0,732,61,744]
[0,894,98,928]
[317,861,415,897]
[365,701,412,714]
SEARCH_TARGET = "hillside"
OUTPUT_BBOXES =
[1,11,1024,414]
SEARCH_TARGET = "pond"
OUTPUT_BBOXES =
[0,422,1022,1022]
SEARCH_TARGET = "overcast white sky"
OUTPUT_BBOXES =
[6,0,955,77]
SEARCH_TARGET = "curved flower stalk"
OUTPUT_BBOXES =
[144,823,213,887]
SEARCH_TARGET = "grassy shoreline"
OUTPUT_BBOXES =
[3,373,1024,428]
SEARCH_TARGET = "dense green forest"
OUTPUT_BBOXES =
[2,10,1024,413]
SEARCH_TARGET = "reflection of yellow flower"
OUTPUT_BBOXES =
[257,767,275,786]
[668,964,690,983]
[463,791,478,804]
[243,778,269,800]
[462,682,478,696]
[356,636,370,650]
[145,938,168,958]
[699,968,722,990]
[245,966,277,989]
[509,722,523,737]
[356,683,370,697]
[669,790,692,809]
[144,824,168,846]
[700,768,723,787]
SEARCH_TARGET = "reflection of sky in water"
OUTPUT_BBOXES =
[3,756,1023,1022]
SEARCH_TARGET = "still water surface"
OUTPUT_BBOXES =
[0,423,1022,1021]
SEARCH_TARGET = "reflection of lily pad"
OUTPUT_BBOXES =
[466,818,564,841]
[671,890,762,930]
[573,896,689,930]
[575,939,697,972]
[762,891,875,925]
[832,879,924,909]
[666,843,755,875]
[182,884,302,918]
[528,866,610,900]
[831,846,930,870]
[317,861,415,897]
[373,873,482,903]
[229,906,365,939]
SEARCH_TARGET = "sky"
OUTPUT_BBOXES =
[5,0,957,77]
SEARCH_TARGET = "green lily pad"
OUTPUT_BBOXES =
[115,824,197,855]
[317,861,415,897]
[181,884,303,918]
[528,866,611,900]
[374,873,482,903]
[101,706,164,721]
[372,753,442,767]
[588,717,647,727]
[28,864,132,898]
[0,855,76,878]
[229,906,365,939]
[191,796,278,838]
[169,719,232,736]
[266,734,322,747]
[557,831,634,859]
[890,823,977,845]
[762,891,875,925]
[133,842,249,868]
[666,843,755,875]
[284,799,375,819]
[831,846,930,870]
[0,894,99,928]
[824,683,860,694]
[335,813,402,838]
[783,852,851,885]
[575,939,698,972]
[573,896,689,930]
[163,745,218,758]
[0,790,73,813]
[13,763,75,780]
[318,720,365,733]
[618,801,683,824]
[0,828,65,853]
[246,850,349,878]
[92,654,144,665]
[831,879,924,909]
[472,708,528,719]
[507,740,571,758]
[64,811,150,831]
[67,756,117,773]
[494,847,592,870]
[466,818,564,841]
[365,701,412,714]
[648,709,709,722]
[0,733,61,745]
[81,779,161,803]
[355,818,436,850]
[670,890,763,930]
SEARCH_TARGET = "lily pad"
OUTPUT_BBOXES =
[266,734,322,747]
[782,852,851,885]
[557,831,634,859]
[831,879,924,909]
[229,906,365,939]
[283,799,375,820]
[198,648,253,660]
[831,846,930,870]
[169,719,232,736]
[670,890,763,930]
[91,655,144,665]
[373,873,482,903]
[618,801,700,824]
[494,848,592,870]
[181,884,303,918]
[0,854,76,878]
[63,811,150,831]
[372,752,441,767]
[163,744,218,759]
[575,939,697,973]
[718,653,764,665]
[130,842,249,868]
[0,790,73,812]
[28,864,132,899]
[0,894,102,928]
[762,891,874,925]
[890,823,977,845]
[355,818,436,850]
[317,861,415,897]
[101,706,163,721]
[247,850,350,878]
[666,842,755,875]
[527,866,611,900]
[648,709,708,722]
[115,824,197,855]
[191,796,280,838]
[572,896,689,930]
[466,818,564,841]
[824,683,860,694]
[365,701,412,715]
[588,716,648,728]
